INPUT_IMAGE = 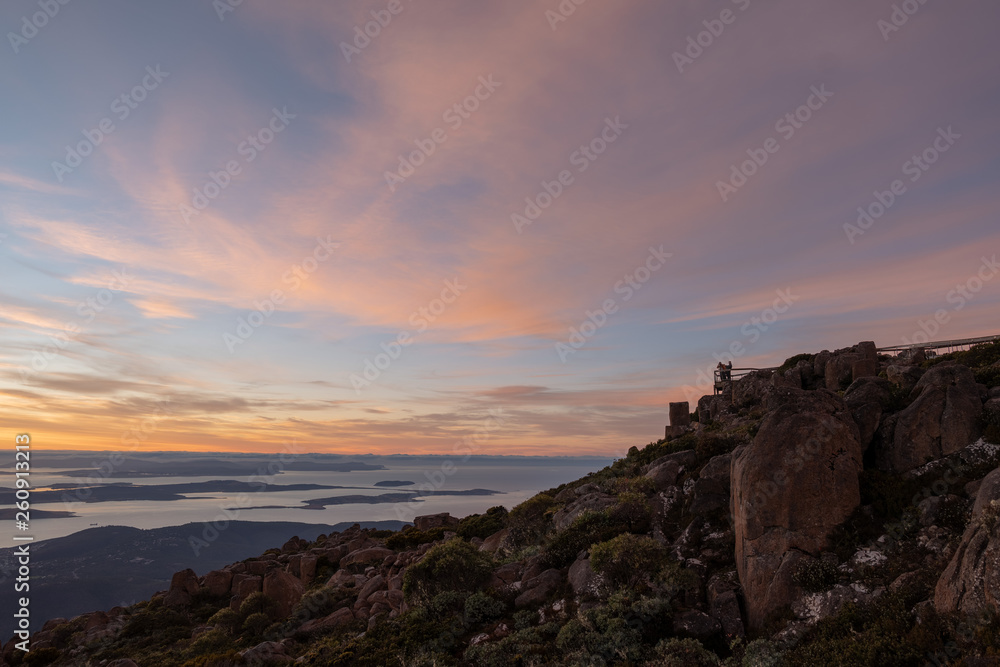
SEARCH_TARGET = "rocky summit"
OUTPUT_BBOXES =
[4,340,1000,666]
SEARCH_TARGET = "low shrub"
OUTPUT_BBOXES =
[552,590,673,665]
[543,510,626,567]
[402,538,493,603]
[239,591,281,621]
[385,526,445,550]
[792,557,839,593]
[650,637,720,666]
[206,607,240,634]
[780,592,936,666]
[464,623,561,667]
[505,493,555,546]
[242,611,271,636]
[457,505,509,540]
[590,533,668,589]
[464,591,505,625]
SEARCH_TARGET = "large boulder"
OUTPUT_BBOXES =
[356,574,387,606]
[298,607,355,635]
[240,641,291,664]
[644,458,681,490]
[880,365,983,472]
[731,388,863,630]
[843,377,894,451]
[480,528,509,553]
[414,513,460,531]
[934,469,1000,616]
[515,569,563,608]
[689,453,732,515]
[341,547,395,566]
[552,492,616,531]
[733,370,777,407]
[568,556,604,599]
[707,572,745,638]
[263,568,305,617]
[163,568,200,608]
[887,364,924,393]
[826,353,862,390]
[974,469,1000,518]
[203,569,233,597]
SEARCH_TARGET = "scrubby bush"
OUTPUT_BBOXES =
[512,608,537,630]
[505,493,555,546]
[428,589,468,617]
[403,538,493,603]
[22,648,62,667]
[610,475,657,496]
[385,526,445,550]
[457,505,508,539]
[207,607,240,634]
[242,611,271,636]
[740,638,784,666]
[187,628,231,655]
[695,432,743,461]
[781,593,932,666]
[464,591,505,625]
[607,491,652,533]
[655,559,700,601]
[464,622,562,666]
[119,603,190,639]
[320,607,454,666]
[239,591,280,621]
[792,557,839,592]
[553,590,673,665]
[543,510,626,567]
[650,637,720,666]
[590,533,668,588]
[290,586,355,626]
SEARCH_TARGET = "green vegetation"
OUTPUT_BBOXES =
[589,533,668,588]
[791,558,839,593]
[385,525,445,549]
[780,593,935,666]
[402,538,494,604]
[457,505,509,539]
[22,343,1000,667]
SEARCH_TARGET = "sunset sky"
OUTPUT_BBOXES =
[1,0,998,456]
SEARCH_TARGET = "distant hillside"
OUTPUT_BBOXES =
[0,520,403,640]
[4,340,1000,666]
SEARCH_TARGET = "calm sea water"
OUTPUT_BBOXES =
[20,458,613,542]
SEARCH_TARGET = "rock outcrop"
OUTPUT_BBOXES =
[262,568,305,617]
[843,376,893,452]
[732,388,863,630]
[934,468,1000,616]
[163,568,200,608]
[552,492,616,531]
[413,513,460,531]
[880,365,984,472]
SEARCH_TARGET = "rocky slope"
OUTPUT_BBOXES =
[4,340,1000,666]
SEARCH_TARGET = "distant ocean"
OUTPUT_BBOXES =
[18,456,614,542]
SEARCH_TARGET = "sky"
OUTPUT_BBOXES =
[1,0,998,456]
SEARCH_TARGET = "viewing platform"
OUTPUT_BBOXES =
[713,367,774,395]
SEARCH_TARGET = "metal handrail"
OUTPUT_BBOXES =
[713,367,778,393]
[877,334,1000,353]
